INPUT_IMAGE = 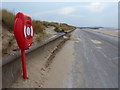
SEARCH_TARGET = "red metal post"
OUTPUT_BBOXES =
[21,49,27,79]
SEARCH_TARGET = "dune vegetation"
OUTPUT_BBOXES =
[2,9,76,56]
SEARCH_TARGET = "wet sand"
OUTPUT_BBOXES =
[93,30,118,37]
[43,30,80,88]
[43,40,75,88]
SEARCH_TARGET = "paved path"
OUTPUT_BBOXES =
[44,28,118,88]
[72,29,118,88]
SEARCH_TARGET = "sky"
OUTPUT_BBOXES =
[2,1,118,28]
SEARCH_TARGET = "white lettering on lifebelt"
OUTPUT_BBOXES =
[24,26,27,37]
[30,26,33,36]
